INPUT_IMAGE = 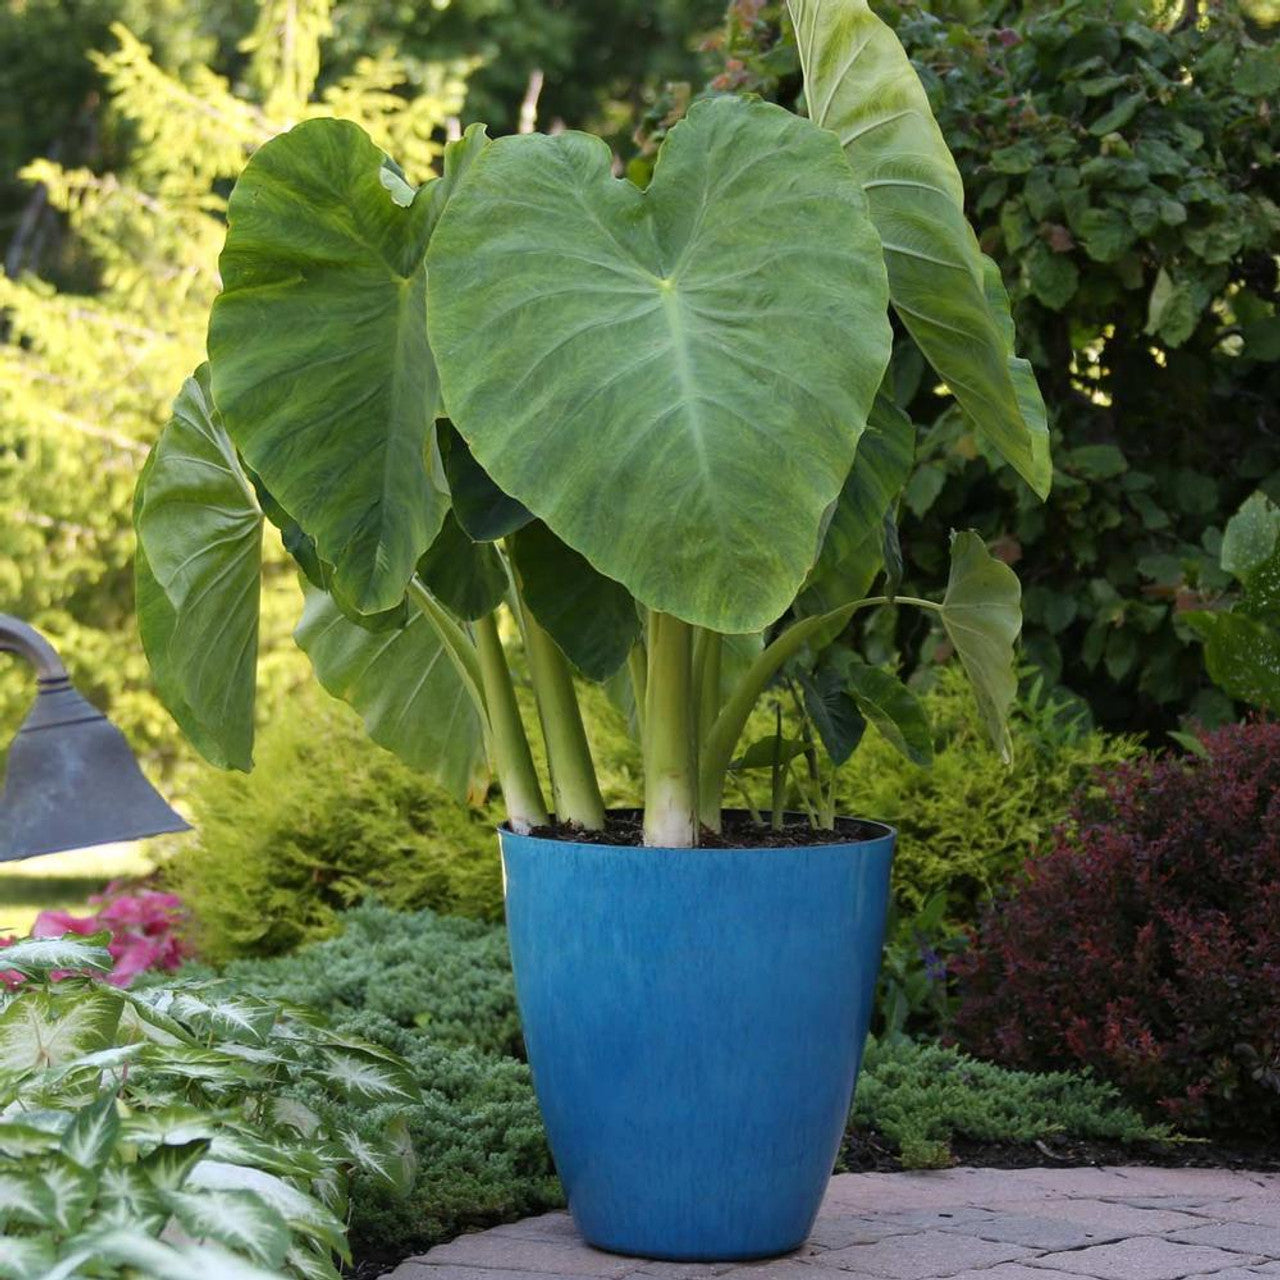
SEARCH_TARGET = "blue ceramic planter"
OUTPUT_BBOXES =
[499,816,895,1261]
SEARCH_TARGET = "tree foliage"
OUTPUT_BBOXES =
[0,0,472,767]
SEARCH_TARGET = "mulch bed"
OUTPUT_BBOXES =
[838,1127,1280,1174]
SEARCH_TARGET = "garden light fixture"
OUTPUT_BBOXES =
[0,614,189,861]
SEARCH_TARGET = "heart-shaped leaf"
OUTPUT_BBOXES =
[163,1189,292,1268]
[509,522,641,681]
[60,1090,120,1172]
[293,585,488,800]
[940,531,1022,763]
[209,120,488,615]
[840,656,932,767]
[427,95,891,632]
[136,365,262,771]
[1183,611,1280,713]
[790,0,1051,498]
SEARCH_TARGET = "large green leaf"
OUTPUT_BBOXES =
[0,934,112,979]
[841,656,932,767]
[790,0,1051,498]
[1221,491,1280,580]
[415,512,508,622]
[800,391,915,613]
[209,121,488,614]
[509,522,640,681]
[940,531,1022,763]
[294,585,487,800]
[438,421,531,542]
[136,365,262,771]
[427,96,891,632]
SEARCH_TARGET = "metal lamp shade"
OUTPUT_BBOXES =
[0,679,189,862]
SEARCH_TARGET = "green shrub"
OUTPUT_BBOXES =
[216,902,522,1059]
[851,1038,1170,1171]
[838,665,1142,921]
[165,686,505,963]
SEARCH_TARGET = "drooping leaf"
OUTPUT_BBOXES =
[209,120,489,614]
[789,0,1051,498]
[438,420,532,542]
[801,391,914,613]
[940,531,1023,763]
[509,522,641,681]
[163,1189,292,1268]
[799,663,867,766]
[415,512,509,622]
[294,585,488,799]
[0,933,112,978]
[60,1090,120,1172]
[427,95,891,632]
[73,1230,292,1280]
[840,657,932,767]
[136,364,263,771]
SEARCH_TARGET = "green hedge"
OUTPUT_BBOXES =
[838,665,1142,923]
[165,687,505,963]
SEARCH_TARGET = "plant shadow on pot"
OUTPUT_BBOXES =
[500,810,896,1261]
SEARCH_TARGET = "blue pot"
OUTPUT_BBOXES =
[499,816,895,1261]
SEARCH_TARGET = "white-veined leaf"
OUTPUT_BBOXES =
[318,1047,418,1104]
[39,1156,97,1233]
[60,1090,120,1171]
[0,1236,55,1279]
[0,1169,55,1227]
[163,1188,291,1268]
[0,935,112,977]
[0,986,123,1072]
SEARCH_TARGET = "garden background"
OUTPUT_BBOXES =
[0,0,1278,1274]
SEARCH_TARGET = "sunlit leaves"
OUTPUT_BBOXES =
[789,0,1051,498]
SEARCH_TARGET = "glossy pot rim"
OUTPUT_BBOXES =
[498,808,895,853]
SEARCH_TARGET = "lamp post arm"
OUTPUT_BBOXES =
[0,614,69,683]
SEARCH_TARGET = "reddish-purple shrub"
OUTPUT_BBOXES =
[952,720,1280,1136]
[0,881,191,988]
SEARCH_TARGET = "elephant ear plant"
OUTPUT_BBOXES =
[135,0,1051,848]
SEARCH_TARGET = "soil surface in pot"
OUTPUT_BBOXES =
[839,1126,1280,1174]
[526,812,884,848]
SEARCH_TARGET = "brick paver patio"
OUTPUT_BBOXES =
[388,1168,1280,1280]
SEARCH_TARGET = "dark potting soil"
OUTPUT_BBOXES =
[523,810,884,848]
[838,1127,1280,1175]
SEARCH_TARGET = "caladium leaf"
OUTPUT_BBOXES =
[72,1230,291,1280]
[0,1169,54,1228]
[0,1236,54,1279]
[801,391,915,614]
[509,522,641,681]
[940,531,1022,763]
[184,1162,349,1258]
[1221,491,1280,581]
[138,1139,212,1191]
[317,1046,419,1104]
[439,420,532,542]
[0,933,112,978]
[428,95,891,632]
[0,1121,62,1158]
[135,365,263,771]
[163,1188,292,1268]
[0,984,122,1072]
[60,1090,120,1172]
[416,512,509,621]
[209,120,489,615]
[1183,611,1280,713]
[790,0,1051,498]
[38,1155,97,1233]
[294,585,488,800]
[285,1242,345,1280]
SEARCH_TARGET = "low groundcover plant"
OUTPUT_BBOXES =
[134,0,1050,844]
[0,932,418,1279]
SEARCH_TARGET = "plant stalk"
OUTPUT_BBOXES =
[643,612,698,847]
[474,612,549,835]
[519,602,606,831]
[696,629,722,749]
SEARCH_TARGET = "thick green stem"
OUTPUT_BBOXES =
[644,612,698,847]
[627,641,648,746]
[695,629,722,750]
[408,578,487,720]
[519,603,606,831]
[474,612,549,834]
